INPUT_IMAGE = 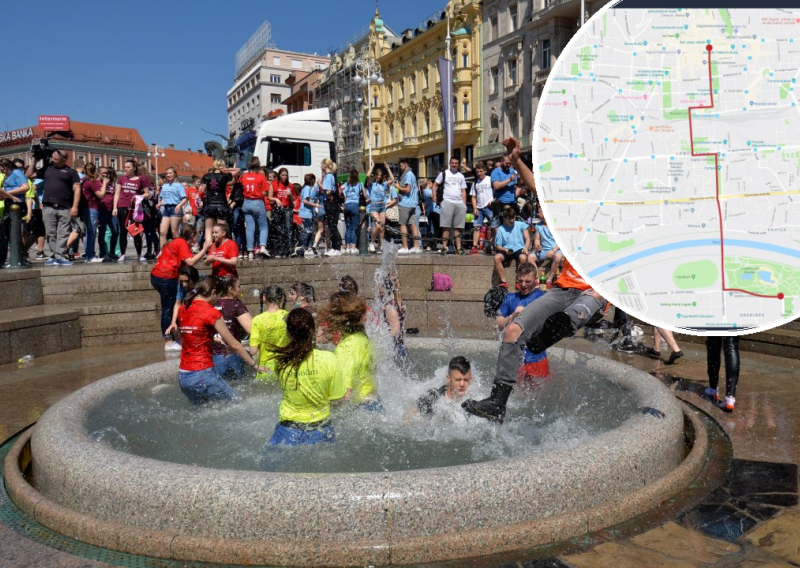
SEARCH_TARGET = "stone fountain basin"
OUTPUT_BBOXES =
[6,342,706,566]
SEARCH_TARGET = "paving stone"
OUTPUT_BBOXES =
[630,521,741,564]
[563,541,697,568]
[740,510,800,564]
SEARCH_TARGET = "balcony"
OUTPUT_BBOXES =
[474,134,533,160]
[534,70,551,84]
[504,83,520,97]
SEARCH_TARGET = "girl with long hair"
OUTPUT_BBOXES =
[267,308,338,446]
[157,167,188,251]
[341,169,368,254]
[298,173,319,256]
[198,159,240,247]
[322,291,379,409]
[211,276,253,381]
[112,159,152,262]
[79,162,103,263]
[365,163,397,253]
[97,166,119,261]
[269,168,295,258]
[205,222,239,278]
[176,276,265,404]
[319,158,342,256]
[151,224,210,351]
[249,285,289,382]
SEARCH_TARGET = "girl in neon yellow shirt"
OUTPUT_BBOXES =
[249,285,289,382]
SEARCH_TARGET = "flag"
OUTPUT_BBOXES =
[438,56,454,159]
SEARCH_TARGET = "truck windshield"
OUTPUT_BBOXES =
[264,138,312,169]
[235,139,256,170]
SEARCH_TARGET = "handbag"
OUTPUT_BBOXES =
[124,209,144,236]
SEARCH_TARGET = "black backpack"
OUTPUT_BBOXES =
[483,285,507,317]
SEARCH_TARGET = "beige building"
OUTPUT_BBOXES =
[365,0,482,177]
[477,0,603,162]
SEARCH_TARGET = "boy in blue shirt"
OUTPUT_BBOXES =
[493,206,531,288]
[534,216,563,286]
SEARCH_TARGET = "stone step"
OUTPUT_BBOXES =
[82,329,164,348]
[44,290,157,305]
[0,270,44,310]
[0,305,81,364]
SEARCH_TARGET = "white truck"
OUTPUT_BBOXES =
[232,108,335,186]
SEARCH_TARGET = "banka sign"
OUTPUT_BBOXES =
[39,115,70,131]
[0,128,34,144]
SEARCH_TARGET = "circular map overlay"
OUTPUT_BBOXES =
[534,5,800,335]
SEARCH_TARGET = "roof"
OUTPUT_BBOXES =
[0,120,148,152]
[159,148,214,179]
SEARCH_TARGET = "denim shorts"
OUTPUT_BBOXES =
[370,201,386,214]
[475,206,493,227]
[162,204,181,218]
[178,367,240,405]
[268,422,336,446]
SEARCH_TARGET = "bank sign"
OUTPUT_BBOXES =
[0,128,34,144]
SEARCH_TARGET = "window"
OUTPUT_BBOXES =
[292,58,303,69]
[490,67,499,94]
[271,94,281,104]
[374,133,379,148]
[423,68,429,89]
[270,74,281,83]
[400,81,405,99]
[411,117,417,137]
[264,138,311,168]
[542,39,552,68]
[509,112,519,137]
[463,101,470,121]
[388,85,393,104]
[77,154,86,164]
[373,94,378,108]
[462,53,469,68]
[410,74,415,95]
[273,56,281,65]
[508,58,518,86]
[490,14,498,41]
[109,157,117,170]
[425,111,430,134]
[509,4,518,31]
[94,156,102,168]
[466,145,474,165]
[389,124,394,145]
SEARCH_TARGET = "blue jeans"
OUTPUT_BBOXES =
[231,206,246,251]
[243,199,267,251]
[178,367,239,405]
[300,218,315,250]
[213,353,246,381]
[83,208,99,259]
[150,275,178,338]
[344,202,360,245]
[267,422,335,446]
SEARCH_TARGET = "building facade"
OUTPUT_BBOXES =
[227,48,330,140]
[282,70,324,114]
[477,0,602,162]
[367,0,482,177]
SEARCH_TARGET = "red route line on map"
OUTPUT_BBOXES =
[686,45,784,301]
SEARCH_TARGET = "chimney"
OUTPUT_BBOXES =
[198,149,204,154]
[169,144,175,149]
[188,148,192,152]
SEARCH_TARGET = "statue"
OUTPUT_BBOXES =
[488,107,500,143]
[344,45,356,67]
[204,141,226,161]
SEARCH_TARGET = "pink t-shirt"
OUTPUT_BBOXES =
[116,175,149,208]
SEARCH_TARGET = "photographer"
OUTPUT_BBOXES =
[27,146,81,266]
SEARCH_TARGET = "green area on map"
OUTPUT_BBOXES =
[540,162,553,173]
[725,257,800,297]
[662,81,689,120]
[673,260,718,290]
[598,234,635,254]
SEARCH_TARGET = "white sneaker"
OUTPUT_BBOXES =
[397,248,410,254]
[410,247,422,254]
[164,341,182,352]
[139,255,147,261]
[117,254,126,263]
[368,243,376,253]
[87,257,104,263]
[324,249,341,257]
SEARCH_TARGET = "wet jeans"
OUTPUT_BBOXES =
[150,275,178,338]
[243,199,267,251]
[178,367,239,405]
[344,202,360,246]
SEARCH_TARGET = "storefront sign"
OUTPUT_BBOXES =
[0,128,34,144]
[39,115,70,131]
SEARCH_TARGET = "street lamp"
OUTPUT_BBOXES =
[147,144,166,179]
[353,55,384,165]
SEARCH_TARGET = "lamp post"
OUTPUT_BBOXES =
[353,55,384,166]
[147,144,166,179]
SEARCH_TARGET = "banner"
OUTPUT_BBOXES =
[39,115,70,131]
[438,57,454,159]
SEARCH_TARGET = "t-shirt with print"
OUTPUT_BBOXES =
[211,298,249,356]
[250,309,290,381]
[278,350,337,423]
[116,176,147,209]
[200,172,232,206]
[497,290,548,364]
[470,176,493,209]
[159,181,186,205]
[342,182,363,205]
[41,165,80,208]
[272,181,293,208]
[368,181,396,205]
[397,170,418,208]
[178,299,222,372]
[434,169,467,203]
[151,238,193,280]
[494,221,528,252]
[241,171,268,200]
[208,239,239,278]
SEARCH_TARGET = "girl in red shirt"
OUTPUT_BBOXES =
[177,276,265,405]
[269,168,295,257]
[205,223,239,278]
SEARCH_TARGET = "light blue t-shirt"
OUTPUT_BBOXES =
[299,185,318,219]
[535,224,557,252]
[321,173,336,204]
[159,181,186,206]
[422,188,440,215]
[491,167,517,203]
[368,181,396,205]
[3,169,28,196]
[397,170,418,209]
[495,220,528,252]
[342,182,362,205]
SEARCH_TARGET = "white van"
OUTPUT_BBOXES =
[233,108,335,186]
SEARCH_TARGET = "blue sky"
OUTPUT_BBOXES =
[1,0,446,150]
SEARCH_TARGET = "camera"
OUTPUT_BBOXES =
[30,139,55,161]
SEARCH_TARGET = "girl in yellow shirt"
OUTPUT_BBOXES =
[249,285,289,381]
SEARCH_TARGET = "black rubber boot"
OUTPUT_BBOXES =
[526,312,575,354]
[462,382,513,423]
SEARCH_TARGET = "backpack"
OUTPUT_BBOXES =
[132,194,145,222]
[431,273,453,291]
[483,285,507,317]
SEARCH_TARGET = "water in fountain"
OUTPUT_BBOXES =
[84,247,640,473]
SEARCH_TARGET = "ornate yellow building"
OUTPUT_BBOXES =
[364,0,482,178]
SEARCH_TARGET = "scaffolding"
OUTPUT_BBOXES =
[235,20,276,79]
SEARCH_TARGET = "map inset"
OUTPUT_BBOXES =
[535,7,800,334]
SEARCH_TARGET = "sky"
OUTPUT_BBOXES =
[1,0,447,151]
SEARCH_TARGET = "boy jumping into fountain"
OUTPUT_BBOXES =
[411,356,474,417]
[462,138,607,424]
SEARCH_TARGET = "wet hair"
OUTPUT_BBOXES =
[178,264,199,284]
[291,282,315,303]
[261,285,286,309]
[217,276,239,298]
[180,224,197,241]
[213,223,229,237]
[272,308,316,387]
[339,275,359,294]
[321,291,367,336]
[348,169,359,186]
[303,173,316,187]
[448,356,471,375]
[248,157,261,172]
[182,275,223,308]
[517,262,537,278]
